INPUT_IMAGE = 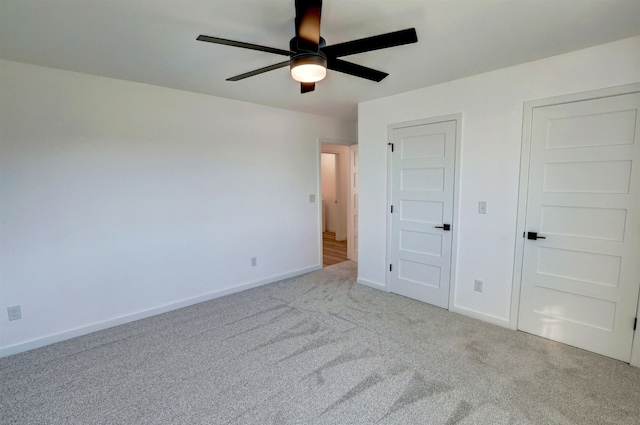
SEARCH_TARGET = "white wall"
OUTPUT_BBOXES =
[358,37,640,360]
[0,59,356,356]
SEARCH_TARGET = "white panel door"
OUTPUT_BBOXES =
[389,120,456,308]
[519,92,640,362]
[349,145,359,262]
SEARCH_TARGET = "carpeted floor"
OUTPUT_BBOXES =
[1,261,639,424]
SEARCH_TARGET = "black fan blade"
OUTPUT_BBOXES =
[226,61,290,81]
[322,28,417,58]
[301,82,316,93]
[327,58,388,82]
[295,0,322,52]
[197,35,292,56]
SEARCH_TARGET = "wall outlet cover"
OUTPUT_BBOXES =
[8,305,22,321]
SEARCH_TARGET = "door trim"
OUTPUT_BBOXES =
[510,83,640,333]
[385,114,462,309]
[348,144,358,261]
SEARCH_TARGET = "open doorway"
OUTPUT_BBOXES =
[320,141,356,267]
[321,152,347,266]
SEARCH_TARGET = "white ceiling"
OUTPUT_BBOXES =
[1,0,639,121]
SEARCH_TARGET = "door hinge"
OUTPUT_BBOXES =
[390,205,393,213]
[388,142,394,152]
[389,264,393,272]
[634,317,637,331]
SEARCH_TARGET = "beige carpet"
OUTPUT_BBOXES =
[1,261,639,424]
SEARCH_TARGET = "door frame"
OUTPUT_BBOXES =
[318,138,356,267]
[510,84,640,347]
[385,114,463,310]
[348,144,359,261]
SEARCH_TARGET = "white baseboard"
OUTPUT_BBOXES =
[355,283,510,328]
[449,305,511,328]
[0,265,322,359]
[357,277,388,292]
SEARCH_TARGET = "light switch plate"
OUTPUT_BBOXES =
[474,280,483,292]
[478,201,487,214]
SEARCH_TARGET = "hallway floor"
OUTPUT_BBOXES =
[323,231,347,267]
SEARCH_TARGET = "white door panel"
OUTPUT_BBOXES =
[389,120,456,308]
[519,92,640,362]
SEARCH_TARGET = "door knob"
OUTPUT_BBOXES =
[435,224,451,231]
[526,232,546,240]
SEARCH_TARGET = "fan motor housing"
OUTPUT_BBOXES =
[290,36,326,53]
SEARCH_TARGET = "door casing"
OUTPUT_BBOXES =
[348,144,359,262]
[386,114,462,310]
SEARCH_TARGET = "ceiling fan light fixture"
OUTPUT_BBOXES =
[290,54,327,83]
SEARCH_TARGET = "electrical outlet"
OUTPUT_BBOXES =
[7,305,21,321]
[251,257,257,267]
[474,280,483,292]
[478,201,487,214]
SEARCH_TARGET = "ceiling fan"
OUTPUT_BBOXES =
[197,0,418,93]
